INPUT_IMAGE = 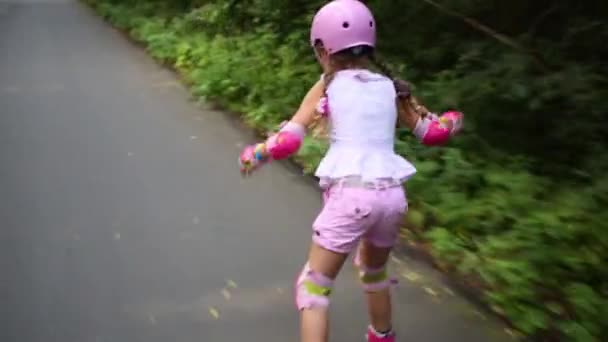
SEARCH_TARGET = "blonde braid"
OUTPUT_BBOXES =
[369,53,431,123]
[308,66,337,139]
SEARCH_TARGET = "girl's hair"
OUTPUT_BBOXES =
[368,53,432,120]
[309,44,430,138]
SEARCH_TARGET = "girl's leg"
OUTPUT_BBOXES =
[300,242,348,342]
[357,239,394,334]
[299,185,377,341]
[355,186,406,339]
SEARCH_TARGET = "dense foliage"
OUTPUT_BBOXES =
[83,0,607,340]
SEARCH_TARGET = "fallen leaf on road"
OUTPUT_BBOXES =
[504,328,518,338]
[390,256,403,265]
[402,271,421,282]
[423,286,438,297]
[221,289,231,300]
[208,307,220,319]
[472,310,487,321]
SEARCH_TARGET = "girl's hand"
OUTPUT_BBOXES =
[239,143,269,176]
[239,121,305,176]
[440,111,463,135]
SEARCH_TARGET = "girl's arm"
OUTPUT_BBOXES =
[239,79,325,174]
[394,79,463,146]
[397,96,423,131]
[290,77,325,127]
[401,100,463,146]
[393,79,426,130]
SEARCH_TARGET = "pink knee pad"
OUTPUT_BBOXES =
[294,263,334,310]
[354,252,397,292]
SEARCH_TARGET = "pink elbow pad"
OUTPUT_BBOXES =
[414,111,463,146]
[266,122,305,160]
[414,115,450,146]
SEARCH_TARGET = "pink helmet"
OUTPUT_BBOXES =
[310,0,376,55]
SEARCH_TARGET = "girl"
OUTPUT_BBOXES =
[239,1,463,341]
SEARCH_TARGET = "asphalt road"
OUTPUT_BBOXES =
[0,1,514,341]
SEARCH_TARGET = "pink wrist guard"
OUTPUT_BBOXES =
[413,111,463,146]
[239,121,305,174]
[442,111,463,135]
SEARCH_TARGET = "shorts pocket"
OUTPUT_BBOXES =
[338,191,372,220]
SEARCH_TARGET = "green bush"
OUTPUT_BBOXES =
[84,0,608,340]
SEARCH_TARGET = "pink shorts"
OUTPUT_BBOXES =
[312,185,408,254]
